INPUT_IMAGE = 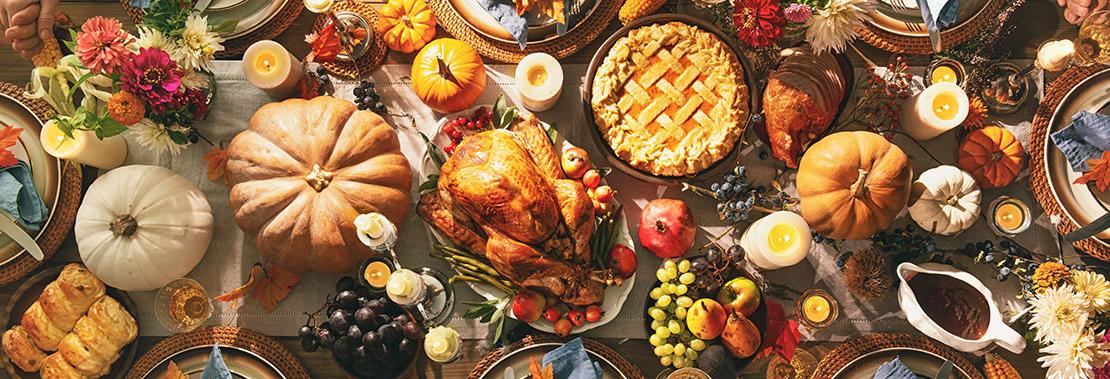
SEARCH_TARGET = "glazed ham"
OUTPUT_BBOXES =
[763,45,847,168]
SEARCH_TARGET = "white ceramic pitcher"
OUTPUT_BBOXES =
[896,262,1026,353]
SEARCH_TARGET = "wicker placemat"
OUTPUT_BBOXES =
[428,0,621,63]
[855,0,1005,55]
[0,82,82,286]
[125,326,309,379]
[467,336,645,379]
[313,1,389,80]
[119,0,304,58]
[1029,64,1110,261]
[813,333,984,379]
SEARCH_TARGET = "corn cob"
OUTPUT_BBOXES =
[983,353,1022,379]
[618,0,666,25]
[31,34,62,68]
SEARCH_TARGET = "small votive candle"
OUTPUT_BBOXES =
[40,120,127,169]
[514,53,563,112]
[359,257,395,293]
[354,212,397,252]
[424,326,461,363]
[926,58,966,86]
[796,289,838,328]
[740,211,812,270]
[303,0,335,13]
[988,196,1031,236]
[242,40,303,99]
[900,82,969,141]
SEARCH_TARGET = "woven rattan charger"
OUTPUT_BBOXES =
[0,82,82,286]
[1029,64,1110,261]
[119,0,303,58]
[126,326,310,379]
[427,0,620,63]
[467,335,644,379]
[855,0,1005,55]
[813,333,984,379]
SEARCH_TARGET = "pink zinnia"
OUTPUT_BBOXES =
[75,16,131,74]
[121,48,183,109]
[784,3,813,23]
[733,0,786,48]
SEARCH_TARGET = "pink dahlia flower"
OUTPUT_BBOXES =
[75,16,132,74]
[121,48,183,109]
[784,3,813,23]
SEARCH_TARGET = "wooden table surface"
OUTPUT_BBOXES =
[0,1,1075,377]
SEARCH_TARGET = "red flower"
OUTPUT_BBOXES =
[185,89,210,121]
[733,0,785,48]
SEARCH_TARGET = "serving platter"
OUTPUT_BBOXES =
[420,105,636,334]
[140,345,285,379]
[582,14,758,185]
[471,341,632,379]
[2,265,140,379]
[0,93,62,268]
[446,0,601,45]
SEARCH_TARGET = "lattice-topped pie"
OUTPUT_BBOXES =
[591,21,749,177]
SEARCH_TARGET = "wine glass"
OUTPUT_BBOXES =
[1075,10,1110,66]
[155,278,213,333]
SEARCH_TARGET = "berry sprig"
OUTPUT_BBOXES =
[835,56,916,137]
[683,166,797,223]
[442,106,492,155]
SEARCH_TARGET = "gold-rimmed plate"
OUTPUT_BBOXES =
[446,0,602,45]
[831,348,974,379]
[141,345,286,379]
[473,342,630,379]
[867,0,995,37]
[202,0,289,39]
[0,93,61,267]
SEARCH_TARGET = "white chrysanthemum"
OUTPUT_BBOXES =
[1037,328,1110,379]
[131,119,187,155]
[1029,285,1091,343]
[180,70,210,90]
[175,14,225,71]
[134,26,176,51]
[1073,271,1110,313]
[804,0,876,54]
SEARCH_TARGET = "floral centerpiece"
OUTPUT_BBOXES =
[25,0,235,155]
[1024,262,1110,379]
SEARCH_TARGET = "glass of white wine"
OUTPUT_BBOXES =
[1075,10,1110,66]
[155,278,214,333]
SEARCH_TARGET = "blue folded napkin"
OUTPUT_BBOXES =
[0,161,48,232]
[129,0,152,9]
[542,338,601,379]
[873,356,916,379]
[201,343,232,379]
[1052,111,1110,171]
[479,0,594,51]
[919,0,960,30]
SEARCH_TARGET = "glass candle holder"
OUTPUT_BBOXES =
[359,256,396,294]
[925,58,966,87]
[796,289,838,329]
[987,196,1032,237]
[155,278,213,333]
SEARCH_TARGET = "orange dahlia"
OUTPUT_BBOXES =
[1032,261,1071,291]
[107,91,145,125]
[962,97,989,130]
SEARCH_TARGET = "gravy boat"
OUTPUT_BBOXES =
[897,262,1026,353]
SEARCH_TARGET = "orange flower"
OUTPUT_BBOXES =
[107,91,145,125]
[962,97,989,130]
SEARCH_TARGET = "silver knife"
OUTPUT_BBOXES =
[918,0,944,52]
[934,360,954,379]
[0,213,43,261]
[928,26,944,53]
[503,366,515,379]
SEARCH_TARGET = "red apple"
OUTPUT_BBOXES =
[582,169,601,189]
[511,289,545,323]
[608,244,637,279]
[595,186,615,203]
[567,309,585,326]
[585,305,603,323]
[561,147,591,179]
[638,199,696,259]
[543,307,562,323]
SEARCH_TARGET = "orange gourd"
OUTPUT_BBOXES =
[377,0,436,54]
[958,126,1024,189]
[411,38,486,113]
[798,131,913,240]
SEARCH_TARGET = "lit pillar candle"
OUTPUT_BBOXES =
[900,82,969,141]
[303,0,334,13]
[40,120,127,169]
[515,53,563,112]
[740,211,812,270]
[242,40,303,99]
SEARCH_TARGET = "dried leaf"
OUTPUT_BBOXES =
[528,356,554,379]
[164,361,188,379]
[213,264,264,310]
[307,22,342,63]
[756,299,801,361]
[0,125,22,167]
[1075,151,1110,192]
[253,264,301,312]
[203,146,229,184]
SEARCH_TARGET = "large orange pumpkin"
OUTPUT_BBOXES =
[798,131,913,240]
[411,38,486,113]
[226,96,413,274]
[377,0,436,54]
[958,126,1024,189]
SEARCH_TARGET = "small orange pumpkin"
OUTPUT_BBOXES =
[411,38,486,113]
[958,126,1024,189]
[377,0,436,54]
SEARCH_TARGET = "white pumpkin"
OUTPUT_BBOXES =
[908,165,981,236]
[75,165,214,291]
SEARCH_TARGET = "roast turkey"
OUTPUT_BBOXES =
[418,115,608,305]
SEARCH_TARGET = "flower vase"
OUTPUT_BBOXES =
[40,120,127,169]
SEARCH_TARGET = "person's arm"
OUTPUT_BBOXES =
[2,0,57,59]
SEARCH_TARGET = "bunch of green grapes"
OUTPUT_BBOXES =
[647,258,708,369]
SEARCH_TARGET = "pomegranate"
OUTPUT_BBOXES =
[638,199,695,259]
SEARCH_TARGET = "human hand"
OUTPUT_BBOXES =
[1,0,57,60]
[1060,0,1110,24]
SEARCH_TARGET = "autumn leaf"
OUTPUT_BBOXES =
[0,125,23,167]
[203,146,229,184]
[755,299,801,361]
[307,22,342,63]
[214,263,264,310]
[253,264,300,312]
[1076,151,1110,192]
[528,356,553,379]
[164,361,188,379]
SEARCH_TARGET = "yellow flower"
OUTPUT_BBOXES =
[1072,271,1110,313]
[1033,262,1072,292]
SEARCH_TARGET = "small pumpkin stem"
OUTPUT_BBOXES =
[946,196,959,206]
[990,151,1003,162]
[109,215,138,237]
[436,57,457,84]
[305,164,335,192]
[849,169,870,198]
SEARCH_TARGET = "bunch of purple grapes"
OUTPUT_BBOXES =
[687,244,746,298]
[298,276,422,378]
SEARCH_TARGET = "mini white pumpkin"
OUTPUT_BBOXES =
[908,165,981,236]
[75,165,214,291]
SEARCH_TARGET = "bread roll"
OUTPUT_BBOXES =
[21,264,106,351]
[40,352,92,379]
[2,326,47,372]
